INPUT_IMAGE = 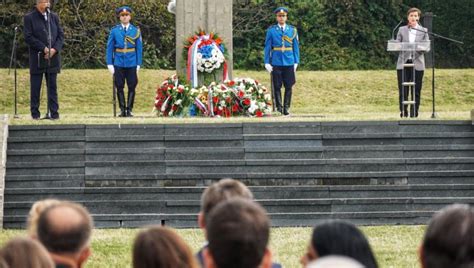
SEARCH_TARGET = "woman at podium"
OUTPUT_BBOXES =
[396,7,430,118]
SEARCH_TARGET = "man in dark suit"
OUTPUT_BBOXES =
[24,0,64,120]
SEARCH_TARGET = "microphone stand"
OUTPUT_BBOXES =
[8,26,20,118]
[409,26,463,118]
[43,7,53,120]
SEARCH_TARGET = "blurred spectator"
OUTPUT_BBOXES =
[27,199,61,238]
[133,226,198,268]
[0,237,54,268]
[203,198,272,268]
[37,201,93,268]
[420,204,474,268]
[301,220,378,268]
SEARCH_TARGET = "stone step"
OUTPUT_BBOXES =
[5,197,473,218]
[4,184,474,202]
[3,210,437,228]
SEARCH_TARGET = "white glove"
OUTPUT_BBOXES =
[265,64,273,73]
[136,65,140,72]
[107,65,114,75]
[294,64,298,72]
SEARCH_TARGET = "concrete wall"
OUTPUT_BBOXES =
[0,115,8,229]
[175,0,233,82]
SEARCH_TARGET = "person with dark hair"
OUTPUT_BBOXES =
[300,220,378,268]
[194,179,282,268]
[396,7,430,118]
[36,201,93,268]
[133,226,198,268]
[420,204,474,268]
[0,237,54,268]
[23,0,64,120]
[203,198,273,268]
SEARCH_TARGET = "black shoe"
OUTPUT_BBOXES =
[118,111,127,117]
[32,116,40,120]
[127,111,134,117]
[283,108,290,116]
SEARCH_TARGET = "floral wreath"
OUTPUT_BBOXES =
[154,76,273,118]
[184,29,228,87]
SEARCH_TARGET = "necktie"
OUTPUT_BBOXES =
[281,26,284,32]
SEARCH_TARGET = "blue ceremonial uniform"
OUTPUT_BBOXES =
[264,24,300,66]
[264,18,300,115]
[106,23,143,67]
[106,5,143,117]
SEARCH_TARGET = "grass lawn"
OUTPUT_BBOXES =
[0,69,472,124]
[0,225,425,267]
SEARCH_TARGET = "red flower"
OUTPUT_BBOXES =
[178,87,184,93]
[223,107,231,117]
[227,80,235,87]
[172,105,178,111]
[232,104,239,112]
[238,91,245,98]
[213,96,219,104]
[256,110,263,117]
[243,98,251,106]
[225,97,232,104]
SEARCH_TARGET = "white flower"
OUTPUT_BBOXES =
[220,100,226,106]
[175,99,183,106]
[169,110,174,116]
[264,94,272,101]
[258,89,263,94]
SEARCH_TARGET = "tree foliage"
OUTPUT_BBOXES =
[0,0,472,70]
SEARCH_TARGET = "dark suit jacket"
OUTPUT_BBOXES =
[23,8,64,74]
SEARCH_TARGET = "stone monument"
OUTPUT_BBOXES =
[170,0,233,84]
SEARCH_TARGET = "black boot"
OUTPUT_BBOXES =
[127,90,135,117]
[273,89,283,114]
[283,88,292,116]
[117,89,126,117]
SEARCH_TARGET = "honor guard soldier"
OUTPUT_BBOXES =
[264,7,300,116]
[106,6,143,117]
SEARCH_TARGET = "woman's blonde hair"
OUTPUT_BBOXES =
[27,199,62,237]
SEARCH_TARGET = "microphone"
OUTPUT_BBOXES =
[392,19,403,40]
[14,26,19,32]
[46,2,51,13]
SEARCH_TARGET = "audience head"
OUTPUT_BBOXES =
[27,199,62,238]
[133,226,198,268]
[204,198,271,268]
[0,237,54,268]
[37,201,93,267]
[199,178,253,228]
[420,204,474,268]
[306,255,364,268]
[301,220,378,268]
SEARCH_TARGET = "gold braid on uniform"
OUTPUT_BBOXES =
[283,27,298,44]
[125,28,141,46]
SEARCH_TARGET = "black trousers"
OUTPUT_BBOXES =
[397,68,424,116]
[114,67,138,112]
[30,72,59,119]
[272,66,296,110]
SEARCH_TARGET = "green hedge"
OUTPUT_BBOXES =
[1,0,472,70]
